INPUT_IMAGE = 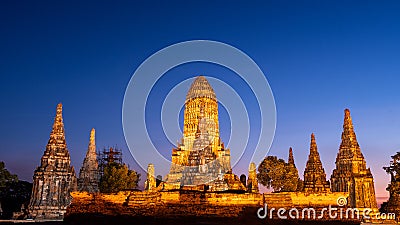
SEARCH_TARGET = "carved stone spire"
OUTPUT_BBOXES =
[78,128,99,193]
[29,103,77,219]
[338,109,363,159]
[310,133,317,153]
[46,103,67,155]
[89,128,95,149]
[87,128,96,159]
[331,109,377,209]
[288,147,295,167]
[303,133,330,193]
[287,147,301,191]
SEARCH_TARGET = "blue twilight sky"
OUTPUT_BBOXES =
[1,1,400,199]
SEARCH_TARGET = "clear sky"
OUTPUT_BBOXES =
[1,1,400,201]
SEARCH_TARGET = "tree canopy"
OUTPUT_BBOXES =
[0,162,32,219]
[0,162,18,189]
[383,151,400,193]
[257,156,302,192]
[99,163,140,193]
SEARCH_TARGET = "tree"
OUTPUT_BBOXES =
[257,156,302,192]
[0,162,32,219]
[383,151,400,194]
[381,152,400,214]
[0,162,18,189]
[99,163,140,193]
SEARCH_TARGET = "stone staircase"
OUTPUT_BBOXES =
[126,191,161,205]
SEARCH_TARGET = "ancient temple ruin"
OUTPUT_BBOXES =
[165,76,244,191]
[331,109,377,209]
[144,164,156,191]
[28,103,77,219]
[78,128,99,193]
[180,104,225,186]
[246,162,258,193]
[303,133,330,193]
[287,147,302,191]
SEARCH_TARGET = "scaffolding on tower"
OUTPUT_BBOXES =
[97,146,123,177]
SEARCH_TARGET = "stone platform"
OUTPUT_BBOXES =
[66,191,350,219]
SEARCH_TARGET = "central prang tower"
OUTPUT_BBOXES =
[183,75,220,153]
[165,76,238,190]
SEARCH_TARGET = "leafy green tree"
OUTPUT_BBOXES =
[99,163,140,193]
[257,156,302,192]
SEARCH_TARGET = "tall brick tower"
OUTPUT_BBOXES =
[331,109,377,209]
[288,147,295,167]
[183,76,220,154]
[303,133,330,193]
[78,128,99,193]
[165,76,234,189]
[29,103,77,219]
[247,162,259,193]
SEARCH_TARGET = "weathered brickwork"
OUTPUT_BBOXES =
[67,191,349,219]
[28,103,77,219]
[165,76,244,191]
[331,109,377,209]
[78,128,99,193]
[303,133,330,193]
